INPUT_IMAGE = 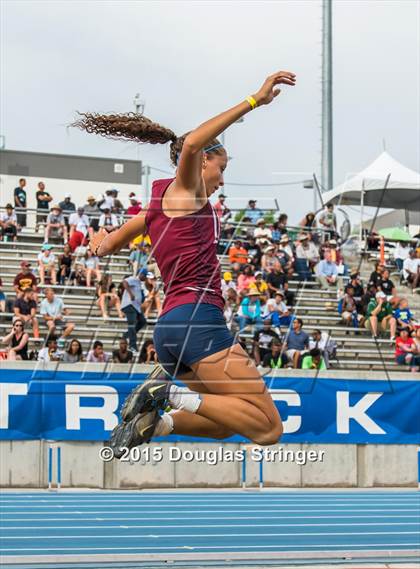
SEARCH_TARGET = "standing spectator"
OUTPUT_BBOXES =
[110,189,124,213]
[299,212,316,231]
[81,250,101,288]
[277,213,289,234]
[121,273,147,353]
[309,329,336,368]
[228,239,248,271]
[345,272,365,314]
[316,250,340,290]
[13,178,27,227]
[13,290,39,338]
[214,193,231,220]
[139,339,158,364]
[38,336,60,362]
[35,181,52,230]
[0,204,18,241]
[403,250,420,290]
[96,275,124,320]
[285,318,310,368]
[112,337,133,363]
[58,193,76,226]
[40,287,75,339]
[99,207,119,230]
[365,291,397,340]
[86,340,110,363]
[13,261,38,298]
[254,218,272,246]
[253,319,280,365]
[37,244,57,285]
[58,244,73,285]
[84,195,101,232]
[263,291,292,329]
[394,241,410,272]
[44,205,68,243]
[318,203,337,239]
[244,199,263,224]
[129,242,149,276]
[142,272,162,318]
[300,348,326,370]
[68,207,90,251]
[394,328,418,372]
[236,290,263,332]
[368,261,384,288]
[62,339,84,363]
[0,319,29,360]
[261,338,288,369]
[126,195,142,217]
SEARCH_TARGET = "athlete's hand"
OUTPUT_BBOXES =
[253,71,296,106]
[89,228,109,256]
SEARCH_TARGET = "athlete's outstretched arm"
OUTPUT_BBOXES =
[177,70,296,191]
[89,208,148,257]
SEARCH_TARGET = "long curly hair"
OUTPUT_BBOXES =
[72,112,223,167]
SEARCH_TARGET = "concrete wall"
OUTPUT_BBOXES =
[1,440,417,489]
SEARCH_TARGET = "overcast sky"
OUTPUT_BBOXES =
[1,0,419,223]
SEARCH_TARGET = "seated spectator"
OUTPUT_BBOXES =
[0,319,29,360]
[379,268,398,307]
[345,272,365,314]
[223,288,239,330]
[309,329,336,368]
[316,250,340,290]
[340,286,364,328]
[254,218,272,246]
[414,327,420,355]
[44,205,68,243]
[62,338,84,363]
[112,337,133,363]
[300,348,326,370]
[263,291,292,329]
[261,245,281,274]
[129,242,149,276]
[99,207,119,230]
[68,207,90,252]
[13,261,38,299]
[361,283,377,316]
[368,261,385,289]
[394,328,419,372]
[96,274,123,319]
[249,271,269,304]
[277,213,289,234]
[58,244,73,285]
[13,290,39,338]
[295,234,319,280]
[365,291,396,340]
[394,241,410,273]
[278,235,294,276]
[139,339,158,364]
[84,196,101,232]
[270,221,281,243]
[0,204,18,241]
[318,203,337,240]
[86,340,110,363]
[253,319,280,365]
[244,199,263,224]
[40,287,75,339]
[228,239,248,272]
[142,272,162,318]
[285,318,309,368]
[81,250,101,287]
[266,266,294,306]
[127,194,142,217]
[393,298,416,332]
[221,271,237,300]
[236,290,263,332]
[299,212,317,232]
[0,277,6,313]
[237,265,256,293]
[402,250,420,290]
[58,193,76,225]
[14,178,27,227]
[37,243,57,285]
[35,181,52,230]
[261,338,288,369]
[244,237,262,268]
[38,336,61,362]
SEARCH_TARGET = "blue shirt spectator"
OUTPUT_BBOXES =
[244,200,263,224]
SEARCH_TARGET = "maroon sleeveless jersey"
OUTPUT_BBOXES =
[145,178,225,317]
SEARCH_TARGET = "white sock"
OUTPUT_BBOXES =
[168,385,201,413]
[153,412,174,437]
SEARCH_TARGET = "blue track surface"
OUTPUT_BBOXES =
[0,490,419,567]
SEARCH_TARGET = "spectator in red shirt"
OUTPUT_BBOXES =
[13,262,38,299]
[214,194,230,220]
[395,328,418,372]
[127,194,142,216]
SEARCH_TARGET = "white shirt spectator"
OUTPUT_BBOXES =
[69,213,90,236]
[394,243,410,262]
[0,211,17,224]
[38,252,56,266]
[121,276,144,313]
[296,242,319,262]
[99,213,119,229]
[86,350,110,363]
[403,257,420,280]
[46,212,64,225]
[38,347,54,362]
[254,227,272,245]
[221,279,237,298]
[262,297,288,318]
[83,256,100,270]
[40,296,64,318]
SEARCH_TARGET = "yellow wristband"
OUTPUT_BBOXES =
[246,95,258,110]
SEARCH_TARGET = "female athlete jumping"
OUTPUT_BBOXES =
[75,70,296,455]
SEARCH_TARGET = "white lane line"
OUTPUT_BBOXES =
[2,497,417,502]
[1,542,418,552]
[2,499,417,505]
[2,522,418,531]
[2,530,418,539]
[2,514,418,522]
[2,502,417,509]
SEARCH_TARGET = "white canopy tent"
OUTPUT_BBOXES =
[322,151,420,211]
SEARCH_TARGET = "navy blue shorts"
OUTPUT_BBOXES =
[153,303,237,377]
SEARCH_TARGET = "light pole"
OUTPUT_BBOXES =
[133,94,147,201]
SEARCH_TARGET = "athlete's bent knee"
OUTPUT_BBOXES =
[252,420,283,446]
[212,426,235,440]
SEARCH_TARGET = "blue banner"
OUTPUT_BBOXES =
[0,368,419,443]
